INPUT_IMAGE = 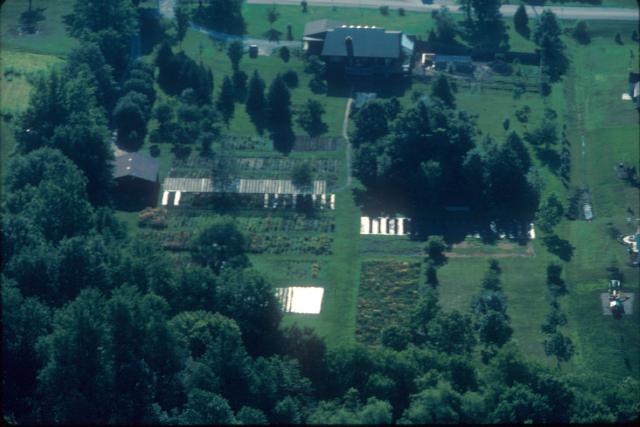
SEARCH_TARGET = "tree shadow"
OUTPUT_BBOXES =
[543,234,575,261]
[534,146,561,175]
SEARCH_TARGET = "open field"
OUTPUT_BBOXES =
[0,0,77,55]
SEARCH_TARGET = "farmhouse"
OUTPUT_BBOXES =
[113,152,159,209]
[303,20,414,77]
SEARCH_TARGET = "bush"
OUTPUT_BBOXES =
[282,70,299,88]
[279,46,290,62]
[398,7,405,16]
[572,21,591,44]
[379,6,389,16]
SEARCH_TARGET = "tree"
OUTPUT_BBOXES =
[291,162,313,189]
[572,20,590,44]
[614,32,622,44]
[37,288,109,424]
[236,406,268,424]
[2,280,51,421]
[190,219,248,274]
[267,75,294,152]
[279,45,290,62]
[296,99,327,137]
[217,76,235,124]
[266,5,280,29]
[513,4,530,38]
[544,332,574,369]
[4,148,94,243]
[536,193,564,234]
[533,10,568,82]
[267,75,292,127]
[424,235,448,266]
[301,1,308,13]
[491,383,552,423]
[192,0,246,35]
[113,91,150,147]
[431,74,456,108]
[63,0,138,76]
[227,40,244,71]
[410,287,441,345]
[476,311,513,348]
[352,101,389,146]
[246,71,266,127]
[524,116,557,148]
[427,310,476,354]
[66,42,118,112]
[432,7,458,43]
[174,5,190,49]
[399,381,462,424]
[426,260,439,287]
[176,389,235,424]
[380,324,410,351]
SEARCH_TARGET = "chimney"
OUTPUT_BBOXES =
[345,36,353,59]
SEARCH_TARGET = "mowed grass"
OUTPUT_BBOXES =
[0,50,63,181]
[0,0,77,56]
[180,28,348,137]
[243,3,538,53]
[559,21,640,379]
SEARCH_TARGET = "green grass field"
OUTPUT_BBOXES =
[0,0,77,55]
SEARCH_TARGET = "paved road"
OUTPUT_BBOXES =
[247,0,639,21]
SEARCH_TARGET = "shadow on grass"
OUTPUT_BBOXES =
[534,146,561,175]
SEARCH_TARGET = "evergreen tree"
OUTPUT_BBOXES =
[533,10,568,82]
[513,4,530,38]
[227,40,244,71]
[296,99,327,137]
[267,75,292,127]
[217,76,235,124]
[246,71,266,121]
[174,5,190,49]
[431,74,456,108]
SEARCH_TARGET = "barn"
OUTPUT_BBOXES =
[113,152,160,210]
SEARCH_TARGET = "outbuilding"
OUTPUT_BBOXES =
[113,152,160,209]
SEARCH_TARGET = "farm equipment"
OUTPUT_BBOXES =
[608,279,629,315]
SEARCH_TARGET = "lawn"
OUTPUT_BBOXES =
[0,0,77,56]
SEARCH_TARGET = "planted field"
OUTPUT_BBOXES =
[356,260,421,345]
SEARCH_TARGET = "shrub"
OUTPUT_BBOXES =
[279,46,290,62]
[572,21,591,44]
[398,7,405,16]
[379,6,389,16]
[490,59,513,75]
[149,145,160,157]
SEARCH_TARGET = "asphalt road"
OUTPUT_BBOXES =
[247,0,639,21]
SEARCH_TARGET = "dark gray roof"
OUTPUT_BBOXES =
[433,55,472,64]
[303,19,343,38]
[321,27,401,59]
[113,152,159,183]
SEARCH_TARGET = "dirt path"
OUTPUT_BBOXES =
[342,92,354,188]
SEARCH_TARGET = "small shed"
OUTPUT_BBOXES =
[113,152,160,209]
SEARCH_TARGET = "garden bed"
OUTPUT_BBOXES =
[356,260,421,345]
